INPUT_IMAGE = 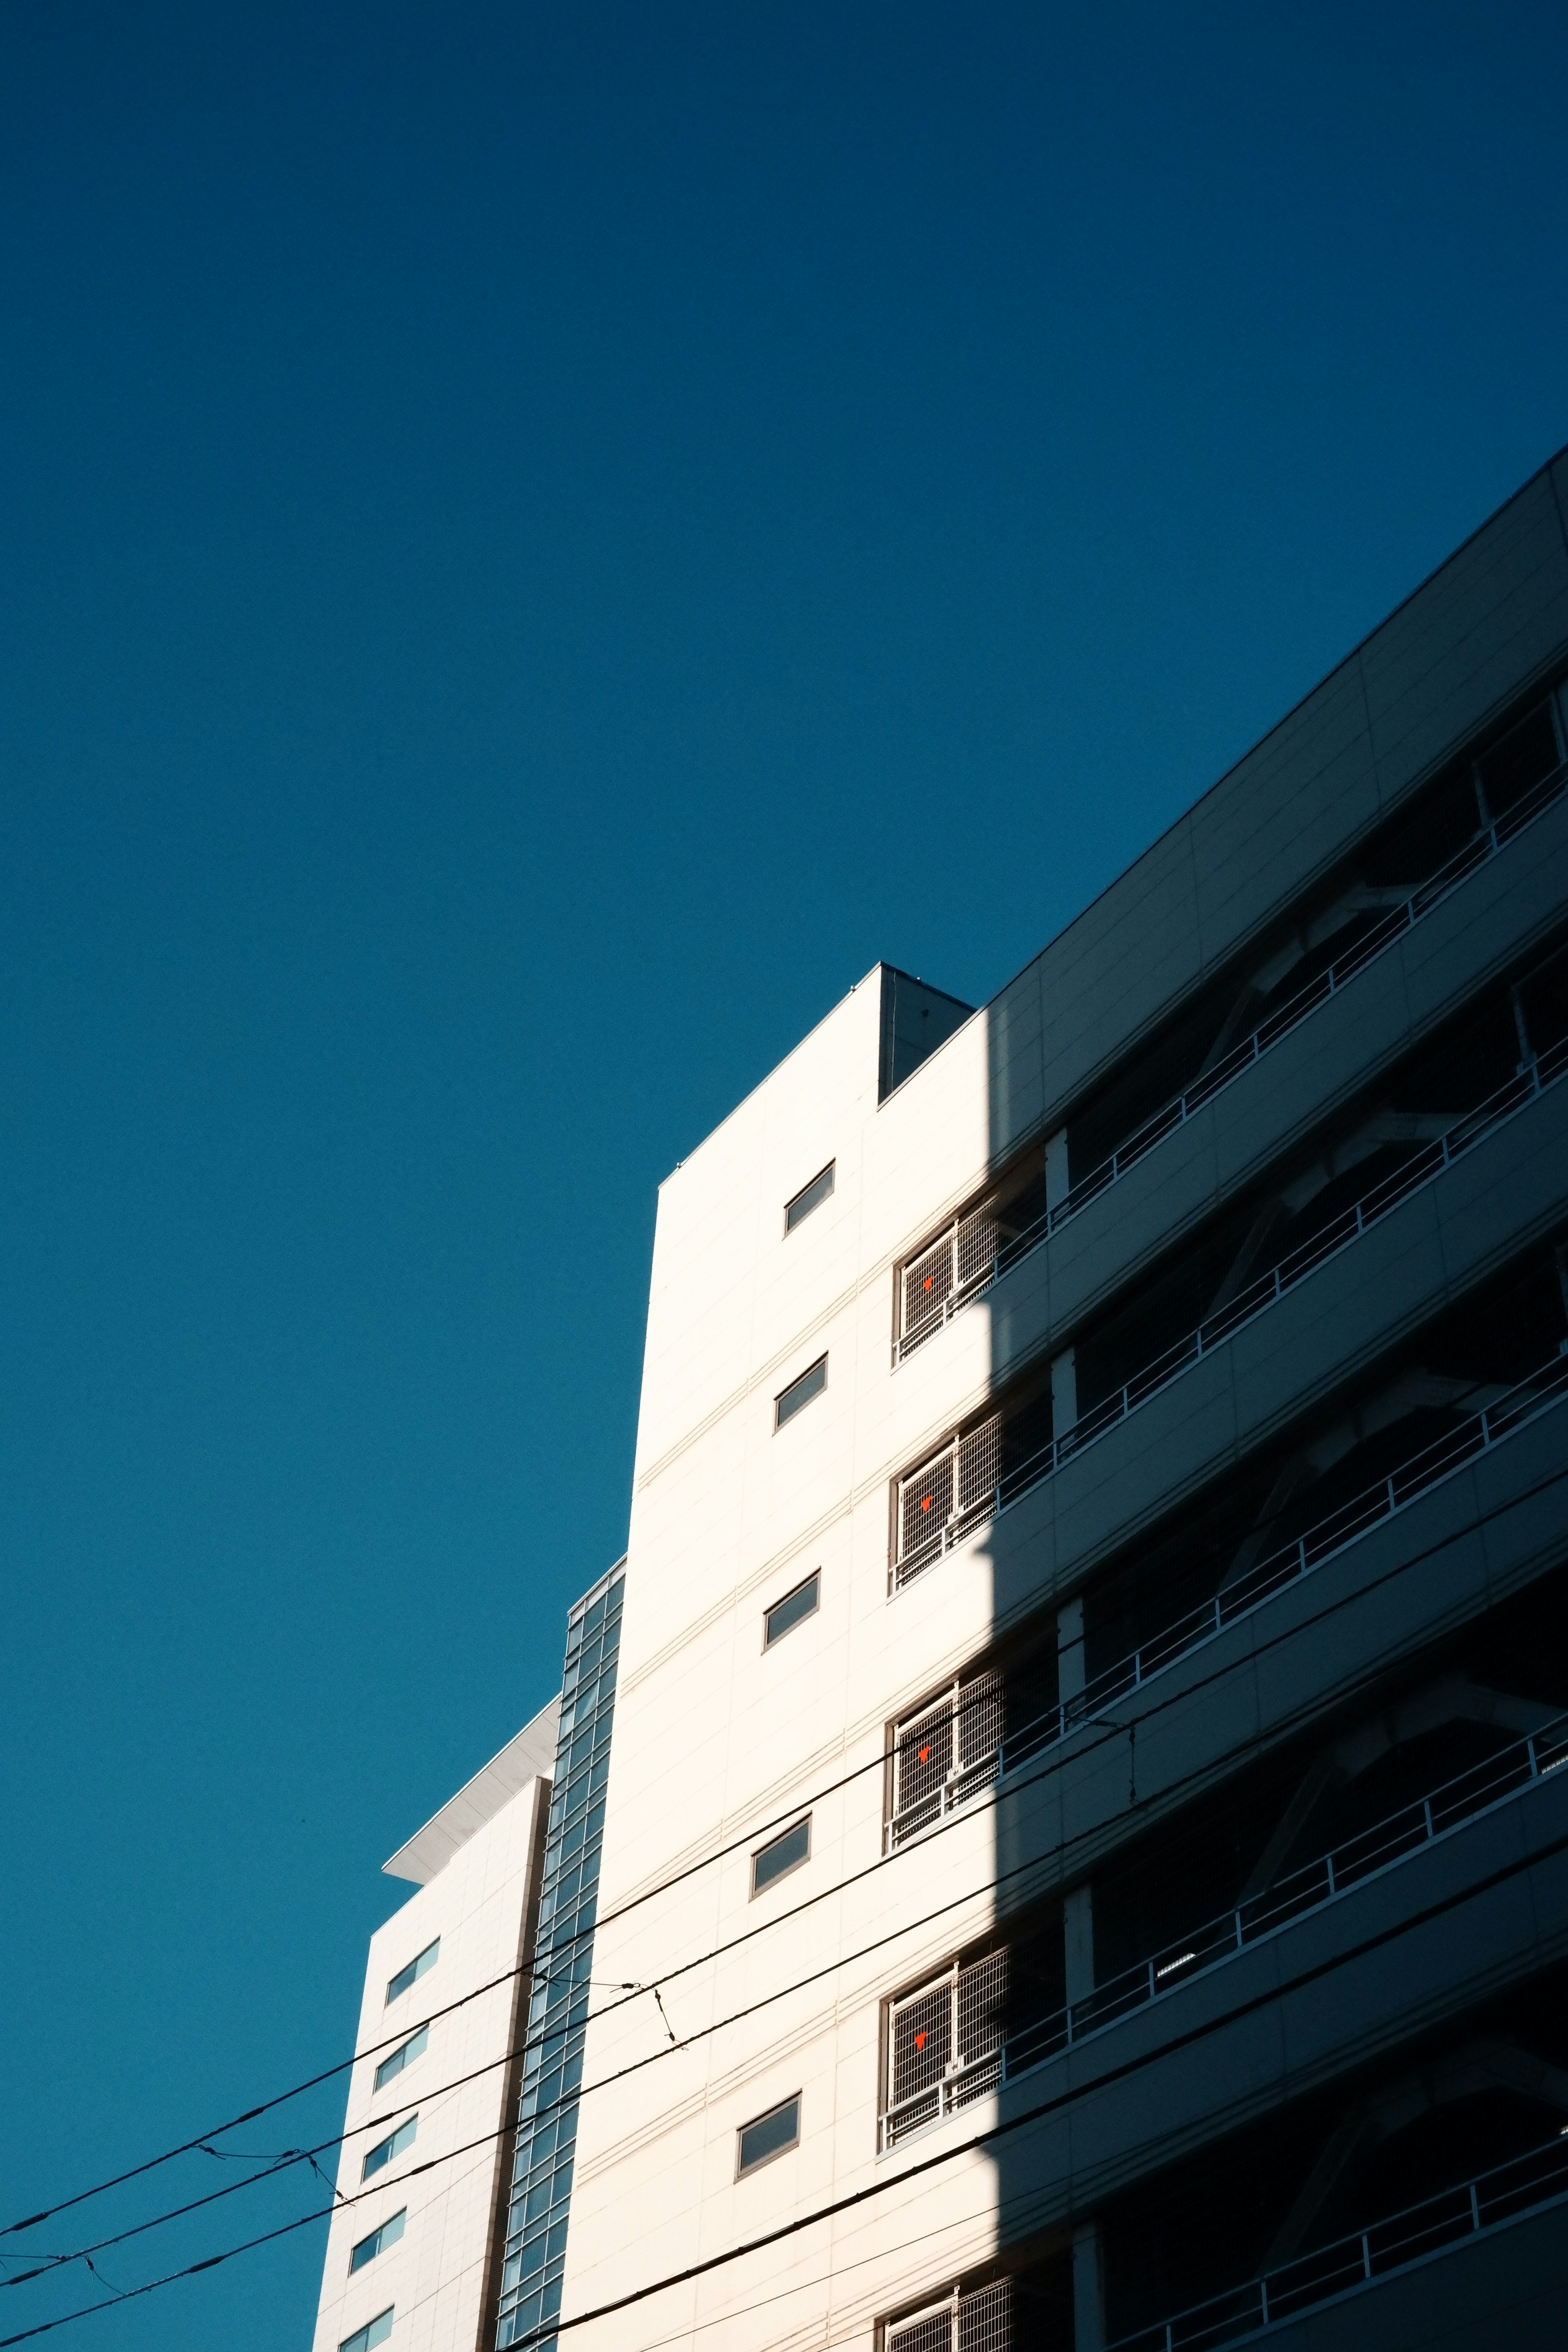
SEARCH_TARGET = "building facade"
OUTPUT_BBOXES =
[315,447,1568,2352]
[310,1699,560,2352]
[312,1568,629,2352]
[558,455,1568,2352]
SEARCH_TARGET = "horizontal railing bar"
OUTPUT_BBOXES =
[879,1708,1568,2146]
[884,1350,1568,1851]
[1105,2125,1568,2350]
[895,755,1568,1364]
[893,1031,1568,1586]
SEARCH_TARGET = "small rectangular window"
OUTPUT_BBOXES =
[785,1163,835,1233]
[775,1355,826,1429]
[362,2117,418,2181]
[350,2208,406,2274]
[340,2311,394,2352]
[737,2094,801,2176]
[764,1571,820,1649]
[751,1815,811,1895]
[386,1939,439,2005]
[374,2025,428,2091]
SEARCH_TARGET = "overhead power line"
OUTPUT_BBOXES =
[7,1455,1567,2277]
[6,1817,1565,2352]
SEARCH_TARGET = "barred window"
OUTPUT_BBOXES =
[885,2277,1011,2352]
[889,1670,1004,1848]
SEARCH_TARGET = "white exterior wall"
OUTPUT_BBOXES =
[312,1772,550,2352]
[563,966,1021,2352]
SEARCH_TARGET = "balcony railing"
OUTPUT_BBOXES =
[878,1709,1568,2147]
[894,753,1568,1365]
[881,2131,1568,2351]
[886,2277,1011,2352]
[891,1669,1004,1843]
[893,1031,1568,1589]
[1109,2127,1568,2352]
[886,1351,1568,1852]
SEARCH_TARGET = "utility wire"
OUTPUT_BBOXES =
[7,1819,1566,2352]
[21,1450,1566,2288]
[502,1818,1568,2346]
[9,1454,1568,2277]
[16,1602,1568,2305]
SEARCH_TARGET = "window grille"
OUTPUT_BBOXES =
[900,1199,1002,1348]
[896,1414,1002,1575]
[889,1671,1004,1848]
[886,2276,1011,2352]
[884,1949,1008,2146]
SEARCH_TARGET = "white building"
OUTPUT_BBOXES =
[522,454,1568,2352]
[322,450,1568,2352]
[311,1701,558,2352]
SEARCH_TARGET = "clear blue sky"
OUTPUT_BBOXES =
[1,4,1564,2345]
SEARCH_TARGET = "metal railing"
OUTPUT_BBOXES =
[1109,2127,1568,2351]
[886,1350,1568,1849]
[886,2277,1011,2352]
[884,1947,1009,2149]
[890,1670,1004,1844]
[878,1708,1568,2147]
[894,753,1568,1365]
[893,1031,1568,1588]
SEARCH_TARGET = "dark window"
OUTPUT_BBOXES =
[785,1163,835,1232]
[764,1571,820,1648]
[386,1938,439,2005]
[349,2209,405,2274]
[775,1356,827,1429]
[737,2094,801,2176]
[362,2117,417,2181]
[374,2025,427,2091]
[340,2311,394,2352]
[752,1815,811,1894]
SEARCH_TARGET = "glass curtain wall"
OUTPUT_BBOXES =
[494,1563,625,2350]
